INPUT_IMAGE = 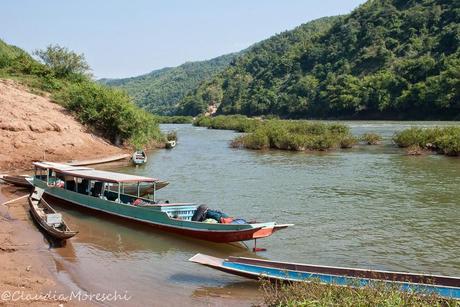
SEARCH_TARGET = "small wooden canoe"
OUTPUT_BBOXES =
[1,175,33,188]
[189,254,460,300]
[28,188,77,240]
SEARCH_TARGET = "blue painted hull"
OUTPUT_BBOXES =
[189,254,460,300]
[223,261,460,299]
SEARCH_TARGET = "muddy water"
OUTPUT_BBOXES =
[43,122,459,306]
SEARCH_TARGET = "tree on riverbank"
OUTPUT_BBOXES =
[34,45,91,78]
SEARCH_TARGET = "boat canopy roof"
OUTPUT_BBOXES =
[33,161,159,183]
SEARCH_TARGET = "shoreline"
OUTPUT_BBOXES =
[0,153,136,306]
[0,185,72,306]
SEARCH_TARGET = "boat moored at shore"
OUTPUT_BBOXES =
[28,187,78,240]
[31,162,291,243]
[189,254,460,300]
[131,150,147,165]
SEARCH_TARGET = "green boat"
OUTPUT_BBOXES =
[31,162,291,243]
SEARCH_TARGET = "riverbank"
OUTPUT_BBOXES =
[0,185,73,306]
[0,79,126,171]
[261,280,458,306]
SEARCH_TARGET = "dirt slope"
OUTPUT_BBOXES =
[0,79,125,171]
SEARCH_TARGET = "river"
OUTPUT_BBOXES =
[50,122,460,306]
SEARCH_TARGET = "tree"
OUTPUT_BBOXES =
[34,44,91,78]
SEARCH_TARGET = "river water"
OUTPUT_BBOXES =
[50,122,460,306]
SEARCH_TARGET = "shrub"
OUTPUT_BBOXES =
[406,144,424,155]
[193,115,259,132]
[166,131,177,141]
[243,129,270,150]
[340,135,358,148]
[361,132,382,145]
[53,81,162,147]
[232,120,353,151]
[155,116,193,124]
[393,126,460,156]
[435,131,460,156]
[33,44,91,78]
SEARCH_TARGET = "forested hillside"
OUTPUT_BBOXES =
[100,53,239,115]
[178,0,460,119]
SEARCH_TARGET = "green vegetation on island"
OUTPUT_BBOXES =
[154,115,193,124]
[361,132,383,145]
[178,0,460,120]
[0,39,162,148]
[194,115,353,151]
[230,121,353,151]
[393,126,460,156]
[194,115,259,132]
[261,280,457,307]
[100,53,240,115]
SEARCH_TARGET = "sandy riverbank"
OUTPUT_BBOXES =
[0,79,126,171]
[0,185,77,306]
[0,78,129,305]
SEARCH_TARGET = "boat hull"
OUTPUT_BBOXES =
[189,254,460,300]
[41,188,279,243]
[28,196,77,240]
[1,175,33,188]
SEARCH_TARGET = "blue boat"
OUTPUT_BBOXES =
[189,254,460,300]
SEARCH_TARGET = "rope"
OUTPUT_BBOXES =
[1,194,28,206]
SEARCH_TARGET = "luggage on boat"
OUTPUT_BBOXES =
[231,218,247,225]
[192,205,238,224]
[220,217,233,224]
[205,209,229,221]
[192,204,208,221]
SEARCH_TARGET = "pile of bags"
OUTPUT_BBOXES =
[192,205,247,224]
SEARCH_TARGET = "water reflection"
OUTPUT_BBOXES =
[46,122,460,306]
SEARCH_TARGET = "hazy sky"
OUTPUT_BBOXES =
[2,0,365,79]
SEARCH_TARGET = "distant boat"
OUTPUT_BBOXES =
[0,175,33,188]
[132,150,147,165]
[165,140,176,149]
[30,162,291,243]
[28,187,78,240]
[189,254,460,300]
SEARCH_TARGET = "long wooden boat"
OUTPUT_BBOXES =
[67,153,131,166]
[1,175,33,188]
[31,162,291,243]
[28,187,78,240]
[189,254,460,300]
[107,180,169,195]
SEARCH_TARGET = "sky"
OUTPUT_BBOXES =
[2,0,365,79]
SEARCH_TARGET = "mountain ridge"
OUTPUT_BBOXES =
[100,52,241,115]
[177,0,460,119]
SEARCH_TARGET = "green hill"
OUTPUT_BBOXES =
[178,0,460,119]
[100,53,239,115]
